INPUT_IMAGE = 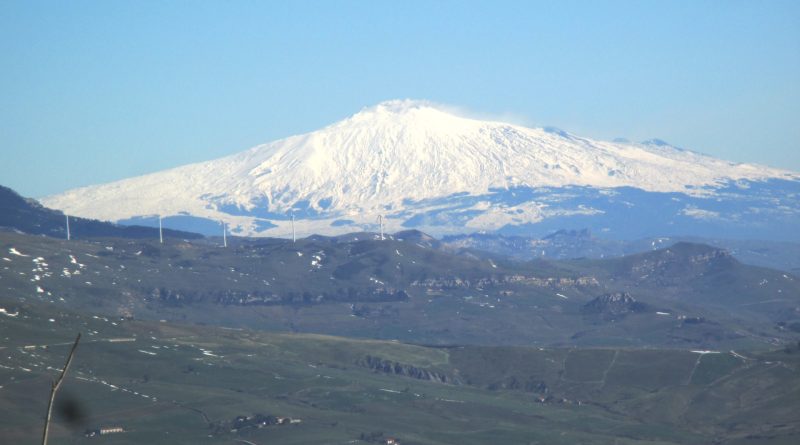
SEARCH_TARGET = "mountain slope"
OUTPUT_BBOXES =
[41,100,800,238]
[0,185,201,240]
[3,228,798,349]
[441,231,800,272]
[567,242,800,319]
[4,296,799,444]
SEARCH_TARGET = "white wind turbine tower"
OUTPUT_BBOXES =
[65,214,70,241]
[290,210,296,243]
[221,220,227,247]
[377,214,384,240]
[158,215,163,244]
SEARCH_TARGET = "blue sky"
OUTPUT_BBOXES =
[2,0,799,197]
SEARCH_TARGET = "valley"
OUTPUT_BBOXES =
[1,221,799,443]
[2,294,799,445]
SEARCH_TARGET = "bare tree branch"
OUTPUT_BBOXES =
[42,333,81,445]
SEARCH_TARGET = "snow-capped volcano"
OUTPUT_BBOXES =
[42,100,800,239]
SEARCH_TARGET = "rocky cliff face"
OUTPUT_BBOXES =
[411,275,599,290]
[147,287,408,307]
[582,292,650,319]
[358,355,460,384]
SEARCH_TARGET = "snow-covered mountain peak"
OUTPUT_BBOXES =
[41,100,799,237]
[330,99,492,137]
[355,98,437,115]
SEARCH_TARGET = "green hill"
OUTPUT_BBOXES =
[1,297,798,444]
[2,230,799,349]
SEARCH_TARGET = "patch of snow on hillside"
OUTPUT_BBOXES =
[9,248,28,257]
[0,308,19,317]
[681,206,721,220]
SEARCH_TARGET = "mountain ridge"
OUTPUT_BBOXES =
[41,100,800,238]
[0,184,202,240]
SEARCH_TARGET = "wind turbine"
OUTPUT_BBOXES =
[290,210,296,243]
[377,214,384,241]
[65,214,70,241]
[158,215,163,244]
[221,220,227,248]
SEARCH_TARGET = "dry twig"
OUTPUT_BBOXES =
[42,333,81,445]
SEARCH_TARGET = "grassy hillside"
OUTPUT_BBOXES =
[2,231,799,349]
[2,296,799,444]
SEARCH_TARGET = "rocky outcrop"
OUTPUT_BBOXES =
[146,287,408,307]
[582,292,650,319]
[411,275,599,290]
[358,355,460,384]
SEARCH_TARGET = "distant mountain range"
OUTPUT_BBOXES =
[441,229,800,273]
[2,185,798,349]
[5,183,799,272]
[40,100,800,240]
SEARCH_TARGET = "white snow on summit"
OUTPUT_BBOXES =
[42,100,797,236]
